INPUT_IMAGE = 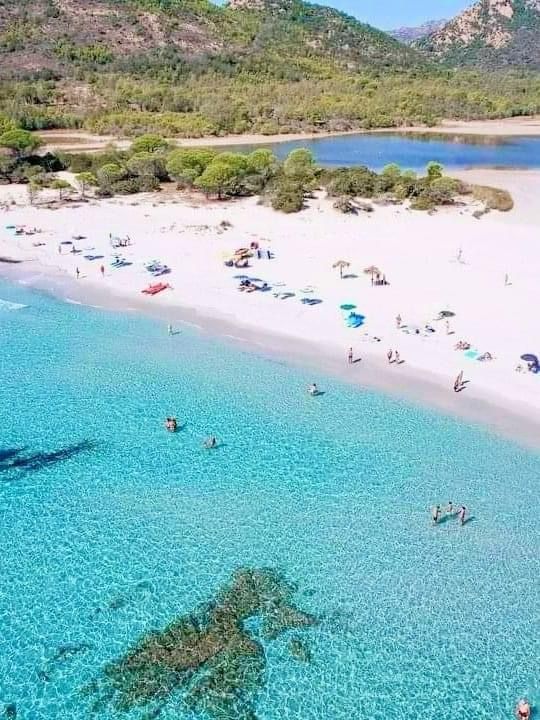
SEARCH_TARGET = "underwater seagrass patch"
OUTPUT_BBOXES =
[83,567,317,720]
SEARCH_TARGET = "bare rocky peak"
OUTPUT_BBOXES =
[390,19,447,44]
[425,0,540,51]
[227,0,290,9]
[228,0,266,8]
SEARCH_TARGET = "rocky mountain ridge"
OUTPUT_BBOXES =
[418,0,540,68]
[0,0,421,78]
[390,19,447,44]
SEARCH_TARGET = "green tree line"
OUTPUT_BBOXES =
[0,69,538,136]
[0,128,483,213]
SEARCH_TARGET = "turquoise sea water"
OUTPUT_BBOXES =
[230,133,540,170]
[0,277,538,720]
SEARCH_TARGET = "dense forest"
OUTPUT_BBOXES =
[0,0,539,137]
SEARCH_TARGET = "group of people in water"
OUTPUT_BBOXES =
[164,417,217,449]
[431,502,468,526]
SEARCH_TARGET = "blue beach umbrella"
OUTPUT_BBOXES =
[521,354,539,364]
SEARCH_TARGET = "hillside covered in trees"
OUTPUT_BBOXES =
[0,0,539,137]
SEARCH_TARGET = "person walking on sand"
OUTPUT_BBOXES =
[431,505,441,525]
[457,505,467,526]
[58,243,62,255]
[445,320,451,335]
[394,350,401,365]
[348,347,354,364]
[100,264,105,278]
[387,349,393,364]
[75,267,80,280]
[396,314,402,329]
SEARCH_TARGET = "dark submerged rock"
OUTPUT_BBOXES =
[85,568,317,719]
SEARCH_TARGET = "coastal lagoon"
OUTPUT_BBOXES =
[0,277,538,719]
[233,133,540,170]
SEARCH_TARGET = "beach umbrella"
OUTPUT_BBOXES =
[340,303,356,311]
[438,310,455,319]
[520,354,539,364]
[333,260,350,279]
[364,265,381,279]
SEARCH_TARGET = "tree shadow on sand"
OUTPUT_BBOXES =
[0,441,95,477]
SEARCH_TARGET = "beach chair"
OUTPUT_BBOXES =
[151,265,171,277]
[141,282,170,296]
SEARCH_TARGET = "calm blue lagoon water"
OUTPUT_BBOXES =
[239,133,540,170]
[0,278,538,720]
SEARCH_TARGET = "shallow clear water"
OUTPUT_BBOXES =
[0,278,538,720]
[230,133,540,170]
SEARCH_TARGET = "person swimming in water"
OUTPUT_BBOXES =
[165,417,177,432]
[515,699,531,720]
[203,436,217,449]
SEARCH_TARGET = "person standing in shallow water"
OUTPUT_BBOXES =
[348,347,353,364]
[457,505,467,526]
[431,505,441,525]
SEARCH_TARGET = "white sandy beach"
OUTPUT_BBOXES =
[1,169,540,442]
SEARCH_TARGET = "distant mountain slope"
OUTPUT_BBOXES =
[0,0,422,78]
[225,0,422,70]
[417,0,540,68]
[390,19,447,44]
[0,0,539,138]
